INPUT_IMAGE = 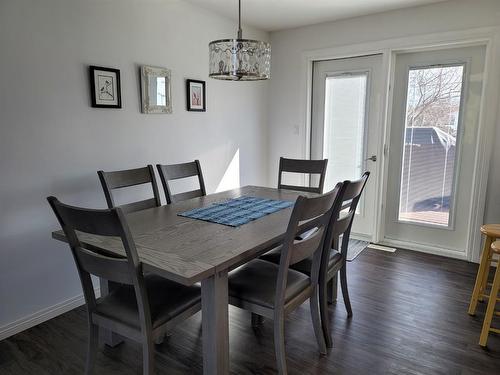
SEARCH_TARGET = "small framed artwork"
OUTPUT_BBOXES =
[89,66,121,108]
[186,79,206,112]
[140,65,172,114]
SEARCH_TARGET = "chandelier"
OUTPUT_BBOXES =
[209,0,271,81]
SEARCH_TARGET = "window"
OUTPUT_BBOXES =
[398,64,464,227]
[323,73,368,189]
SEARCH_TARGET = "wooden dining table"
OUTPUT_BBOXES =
[52,185,316,374]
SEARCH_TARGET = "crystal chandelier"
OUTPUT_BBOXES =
[209,0,271,81]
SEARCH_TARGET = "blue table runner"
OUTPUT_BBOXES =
[178,196,294,227]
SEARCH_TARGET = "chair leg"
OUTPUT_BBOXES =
[85,323,99,375]
[479,263,500,347]
[143,335,155,375]
[319,277,333,348]
[273,314,287,375]
[310,289,327,355]
[327,276,338,304]
[340,266,352,318]
[251,313,264,327]
[469,236,493,313]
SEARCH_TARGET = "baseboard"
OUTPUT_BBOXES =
[349,232,372,242]
[381,238,468,261]
[0,288,100,341]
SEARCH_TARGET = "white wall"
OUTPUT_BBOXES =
[0,0,269,334]
[267,0,500,224]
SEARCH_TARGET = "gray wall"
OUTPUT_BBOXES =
[0,0,269,331]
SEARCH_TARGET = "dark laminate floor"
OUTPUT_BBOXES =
[1,248,499,374]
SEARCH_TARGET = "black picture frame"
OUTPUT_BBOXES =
[89,65,122,108]
[186,79,206,112]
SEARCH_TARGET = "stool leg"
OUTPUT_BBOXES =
[479,264,500,347]
[469,236,493,315]
[479,243,494,302]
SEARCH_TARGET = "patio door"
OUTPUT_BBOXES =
[311,54,384,240]
[384,45,486,256]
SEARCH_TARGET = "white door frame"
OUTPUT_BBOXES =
[299,26,500,262]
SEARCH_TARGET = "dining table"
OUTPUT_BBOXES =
[51,185,317,375]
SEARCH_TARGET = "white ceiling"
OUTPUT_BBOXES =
[184,0,448,32]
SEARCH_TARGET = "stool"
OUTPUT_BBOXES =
[479,240,500,347]
[468,224,500,316]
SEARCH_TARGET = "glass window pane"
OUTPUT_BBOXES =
[398,65,464,227]
[323,74,367,190]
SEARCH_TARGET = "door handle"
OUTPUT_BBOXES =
[365,155,377,162]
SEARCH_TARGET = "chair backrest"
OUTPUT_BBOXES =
[156,160,206,204]
[97,165,161,213]
[275,186,340,309]
[330,172,370,258]
[47,197,151,329]
[278,157,328,194]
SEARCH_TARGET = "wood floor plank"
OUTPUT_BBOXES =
[1,248,499,374]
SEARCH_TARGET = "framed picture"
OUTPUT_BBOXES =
[186,79,206,112]
[89,66,121,108]
[140,66,172,114]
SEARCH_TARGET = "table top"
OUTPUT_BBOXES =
[52,186,316,286]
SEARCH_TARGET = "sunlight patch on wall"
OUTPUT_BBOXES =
[216,149,240,192]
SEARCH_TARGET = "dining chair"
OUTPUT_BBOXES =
[262,172,370,348]
[156,160,206,204]
[97,165,161,213]
[228,188,338,374]
[47,197,201,375]
[278,157,328,194]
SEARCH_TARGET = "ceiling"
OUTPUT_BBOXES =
[184,0,448,32]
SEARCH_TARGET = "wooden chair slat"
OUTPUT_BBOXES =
[289,227,325,266]
[157,160,206,204]
[278,157,328,194]
[100,167,153,189]
[332,211,355,237]
[50,199,123,237]
[343,176,368,201]
[120,198,159,214]
[279,184,322,193]
[280,158,327,174]
[161,162,199,180]
[297,191,337,222]
[98,165,161,213]
[172,189,204,202]
[75,247,133,285]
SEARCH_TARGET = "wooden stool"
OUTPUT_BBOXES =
[468,224,500,316]
[479,240,500,347]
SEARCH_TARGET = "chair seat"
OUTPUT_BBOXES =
[95,274,200,330]
[261,246,343,275]
[228,259,310,309]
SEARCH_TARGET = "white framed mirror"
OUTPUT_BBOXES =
[140,65,172,114]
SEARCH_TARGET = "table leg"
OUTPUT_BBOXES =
[202,270,229,375]
[99,278,124,347]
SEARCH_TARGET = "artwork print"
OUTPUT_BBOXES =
[186,79,206,112]
[89,66,121,108]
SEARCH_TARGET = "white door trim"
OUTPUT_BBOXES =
[299,26,500,261]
